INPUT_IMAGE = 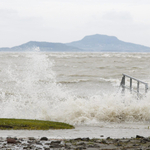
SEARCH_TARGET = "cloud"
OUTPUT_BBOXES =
[102,11,133,22]
[0,0,150,47]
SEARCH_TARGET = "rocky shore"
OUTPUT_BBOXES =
[1,135,150,149]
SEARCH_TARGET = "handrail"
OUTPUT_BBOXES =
[120,73,148,95]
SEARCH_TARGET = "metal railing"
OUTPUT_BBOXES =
[120,73,148,96]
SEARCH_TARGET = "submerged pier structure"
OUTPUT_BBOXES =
[120,73,148,96]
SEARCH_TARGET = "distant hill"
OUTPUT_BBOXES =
[0,34,150,52]
[0,41,82,52]
[66,34,150,52]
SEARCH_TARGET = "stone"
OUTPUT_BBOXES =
[82,137,90,141]
[76,145,86,149]
[40,137,48,141]
[7,138,17,144]
[136,135,144,139]
[65,143,72,147]
[76,141,85,145]
[51,140,61,144]
[74,138,82,141]
[106,137,111,140]
[28,137,36,140]
[36,142,43,145]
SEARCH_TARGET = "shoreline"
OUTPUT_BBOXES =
[0,123,150,149]
[1,135,150,149]
[0,125,149,139]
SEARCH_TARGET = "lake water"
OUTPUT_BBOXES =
[0,52,150,129]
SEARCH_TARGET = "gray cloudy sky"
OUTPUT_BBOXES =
[0,0,150,47]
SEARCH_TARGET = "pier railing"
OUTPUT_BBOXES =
[120,73,148,96]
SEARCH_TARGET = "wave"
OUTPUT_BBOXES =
[0,52,150,126]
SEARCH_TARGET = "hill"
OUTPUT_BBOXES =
[66,34,150,52]
[0,41,82,52]
[0,34,150,52]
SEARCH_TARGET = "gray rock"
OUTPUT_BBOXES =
[51,140,61,144]
[28,137,36,140]
[82,137,90,141]
[76,145,86,149]
[36,142,43,145]
[44,148,50,150]
[7,138,17,144]
[136,135,144,139]
[40,137,48,141]
[65,142,72,147]
[76,141,85,145]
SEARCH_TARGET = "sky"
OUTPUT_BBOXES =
[0,0,150,47]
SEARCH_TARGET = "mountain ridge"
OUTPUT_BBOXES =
[0,34,150,52]
[66,34,150,52]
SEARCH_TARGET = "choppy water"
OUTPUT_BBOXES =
[0,52,150,126]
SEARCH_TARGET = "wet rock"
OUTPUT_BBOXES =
[44,148,50,150]
[76,141,85,145]
[119,139,130,143]
[82,137,90,141]
[40,137,48,141]
[140,139,147,144]
[65,142,72,147]
[51,140,61,144]
[28,137,36,140]
[101,139,107,144]
[50,145,59,148]
[95,140,101,143]
[116,142,122,146]
[106,137,111,140]
[113,139,119,142]
[74,138,82,141]
[76,145,86,149]
[7,138,17,144]
[133,143,140,146]
[44,142,51,145]
[136,135,144,139]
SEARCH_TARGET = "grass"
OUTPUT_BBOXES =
[0,118,74,130]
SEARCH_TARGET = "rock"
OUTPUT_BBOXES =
[101,139,107,144]
[106,137,111,140]
[74,138,82,141]
[28,137,36,140]
[36,142,43,145]
[76,141,85,145]
[7,138,17,144]
[44,148,50,150]
[50,144,62,148]
[136,135,144,139]
[65,143,72,147]
[119,139,130,143]
[95,140,101,143]
[76,145,86,149]
[44,143,51,145]
[40,137,48,141]
[51,140,61,144]
[82,137,90,141]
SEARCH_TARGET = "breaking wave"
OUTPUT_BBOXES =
[0,52,150,125]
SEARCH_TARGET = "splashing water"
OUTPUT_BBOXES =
[0,52,150,126]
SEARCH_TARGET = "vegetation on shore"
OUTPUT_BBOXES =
[0,118,74,130]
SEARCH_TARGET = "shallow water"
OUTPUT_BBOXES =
[1,124,150,139]
[0,52,150,127]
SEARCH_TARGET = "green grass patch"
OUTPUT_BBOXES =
[0,118,74,130]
